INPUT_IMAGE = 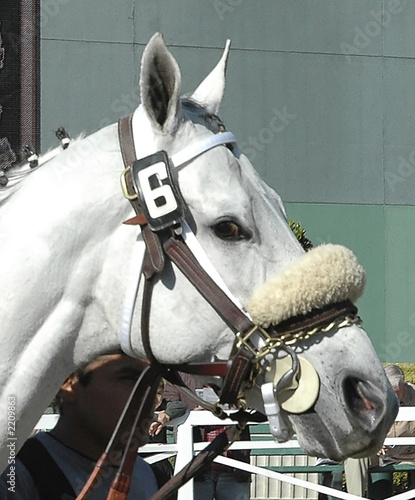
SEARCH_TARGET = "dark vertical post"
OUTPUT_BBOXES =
[20,0,40,153]
[0,1,40,158]
[0,3,21,153]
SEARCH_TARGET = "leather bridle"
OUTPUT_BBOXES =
[116,112,359,405]
[75,112,361,500]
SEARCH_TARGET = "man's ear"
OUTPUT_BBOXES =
[57,374,79,404]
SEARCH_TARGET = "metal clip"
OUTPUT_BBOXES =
[261,382,292,442]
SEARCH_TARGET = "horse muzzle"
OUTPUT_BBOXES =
[290,371,398,461]
[244,243,397,461]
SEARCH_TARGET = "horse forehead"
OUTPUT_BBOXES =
[178,149,254,211]
[179,146,283,220]
[134,108,285,221]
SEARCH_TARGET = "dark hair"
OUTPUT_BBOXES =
[54,366,94,414]
[75,368,93,387]
[74,350,126,387]
[55,351,128,413]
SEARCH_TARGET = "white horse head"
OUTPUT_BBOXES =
[0,33,396,471]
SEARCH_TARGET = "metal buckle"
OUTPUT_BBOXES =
[120,166,138,201]
[235,325,272,358]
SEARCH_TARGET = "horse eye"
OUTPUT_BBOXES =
[212,220,246,240]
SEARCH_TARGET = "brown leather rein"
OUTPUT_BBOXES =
[75,114,360,500]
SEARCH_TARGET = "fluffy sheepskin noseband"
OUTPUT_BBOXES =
[248,244,365,328]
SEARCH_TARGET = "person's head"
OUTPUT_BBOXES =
[53,352,146,460]
[155,379,165,409]
[384,364,405,404]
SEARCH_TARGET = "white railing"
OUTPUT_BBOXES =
[35,408,415,500]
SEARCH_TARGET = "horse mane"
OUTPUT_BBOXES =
[0,161,40,205]
[0,134,83,206]
[0,99,223,208]
[181,97,226,133]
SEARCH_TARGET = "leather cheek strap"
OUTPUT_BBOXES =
[118,114,164,278]
[163,237,256,405]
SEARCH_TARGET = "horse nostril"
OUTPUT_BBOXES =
[343,377,376,417]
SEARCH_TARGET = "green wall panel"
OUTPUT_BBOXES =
[285,202,415,363]
[41,1,134,43]
[133,0,384,56]
[384,58,415,206]
[219,50,384,205]
[384,0,415,57]
[285,203,386,358]
[42,0,389,56]
[41,39,139,147]
[384,206,415,363]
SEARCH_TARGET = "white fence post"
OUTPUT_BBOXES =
[175,413,195,500]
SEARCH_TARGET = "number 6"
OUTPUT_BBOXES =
[138,162,178,219]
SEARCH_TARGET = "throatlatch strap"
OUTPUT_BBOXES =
[18,437,76,499]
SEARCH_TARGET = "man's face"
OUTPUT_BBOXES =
[155,386,164,409]
[394,380,405,405]
[70,354,146,451]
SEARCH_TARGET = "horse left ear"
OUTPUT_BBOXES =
[191,39,231,115]
[140,33,182,134]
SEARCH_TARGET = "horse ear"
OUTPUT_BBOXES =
[191,40,231,115]
[140,33,182,134]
